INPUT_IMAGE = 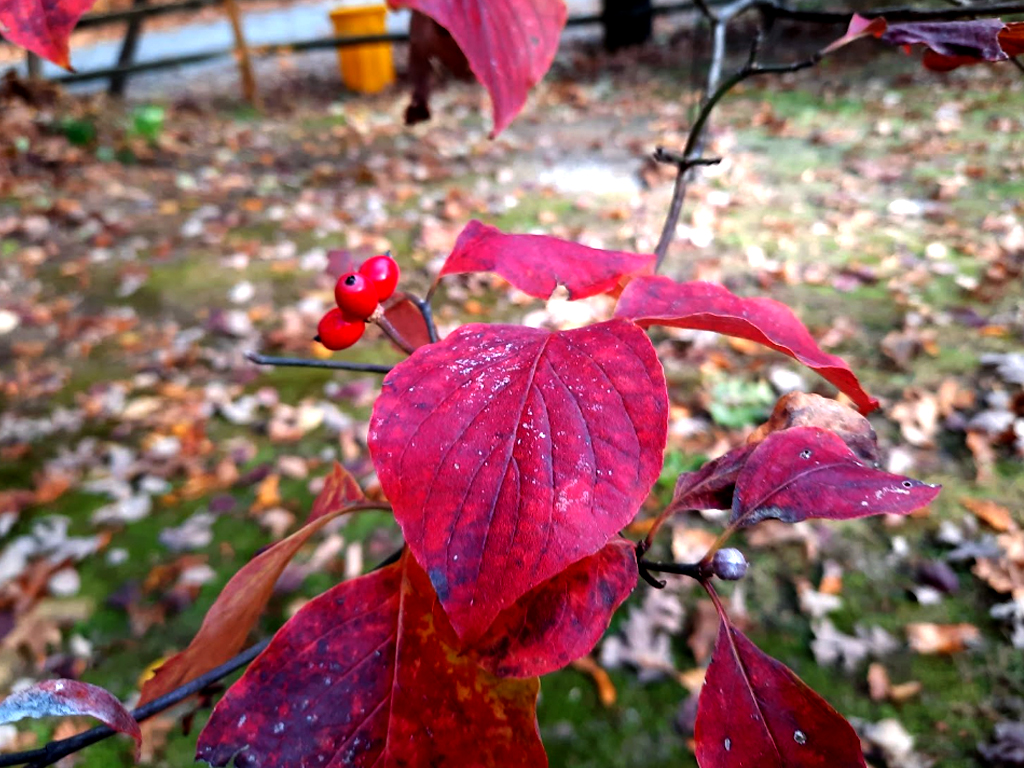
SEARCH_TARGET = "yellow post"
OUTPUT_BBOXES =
[329,5,395,94]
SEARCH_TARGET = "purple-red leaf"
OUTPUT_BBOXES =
[882,18,1006,60]
[387,0,567,136]
[439,220,656,301]
[671,445,755,513]
[0,0,96,69]
[140,478,368,706]
[833,14,1024,71]
[197,551,545,768]
[368,319,667,642]
[473,538,637,678]
[731,426,940,528]
[0,680,141,756]
[695,622,866,768]
[383,296,434,351]
[613,276,879,414]
[305,461,364,524]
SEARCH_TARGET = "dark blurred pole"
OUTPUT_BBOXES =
[109,0,148,96]
[602,0,653,51]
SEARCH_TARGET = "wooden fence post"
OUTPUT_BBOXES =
[109,0,150,95]
[223,0,262,108]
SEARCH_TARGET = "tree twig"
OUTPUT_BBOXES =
[0,639,271,768]
[653,30,820,269]
[245,351,393,373]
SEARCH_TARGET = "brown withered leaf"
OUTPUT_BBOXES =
[960,497,1016,532]
[906,622,981,654]
[748,392,878,463]
[570,655,617,707]
[686,600,720,664]
[966,430,997,484]
[972,531,1024,596]
[867,662,890,702]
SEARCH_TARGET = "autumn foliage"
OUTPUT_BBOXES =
[140,219,937,768]
[13,0,1024,765]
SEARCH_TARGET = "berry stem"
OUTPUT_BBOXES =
[371,310,417,355]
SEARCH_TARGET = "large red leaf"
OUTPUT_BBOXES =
[613,276,878,414]
[0,680,141,757]
[140,471,374,706]
[731,426,940,529]
[368,319,667,642]
[197,551,545,768]
[695,622,866,768]
[473,538,637,678]
[388,0,567,136]
[0,0,96,69]
[438,220,656,301]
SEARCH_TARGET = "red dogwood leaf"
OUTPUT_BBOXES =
[670,445,755,513]
[821,13,887,54]
[140,482,373,706]
[0,680,141,756]
[473,538,637,678]
[613,276,879,414]
[0,0,96,69]
[834,14,1024,71]
[369,319,667,642]
[198,551,546,768]
[388,0,567,136]
[731,426,940,528]
[883,18,1006,59]
[695,622,866,768]
[383,297,434,351]
[439,220,656,301]
[306,462,364,524]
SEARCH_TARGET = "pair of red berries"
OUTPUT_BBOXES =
[317,254,401,351]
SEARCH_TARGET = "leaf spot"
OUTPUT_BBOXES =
[901,480,914,488]
[724,738,732,751]
[794,729,807,745]
[799,449,812,459]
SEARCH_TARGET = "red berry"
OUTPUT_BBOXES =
[316,308,365,351]
[359,254,400,302]
[334,272,379,319]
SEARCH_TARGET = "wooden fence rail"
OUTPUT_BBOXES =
[5,2,716,99]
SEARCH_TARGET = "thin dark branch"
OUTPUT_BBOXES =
[0,547,408,768]
[641,559,707,579]
[413,296,440,344]
[0,639,271,768]
[1011,55,1024,74]
[373,314,416,355]
[245,351,393,374]
[653,36,820,269]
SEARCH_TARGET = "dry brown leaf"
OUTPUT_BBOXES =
[973,531,1024,596]
[251,473,281,513]
[966,430,997,484]
[687,600,720,664]
[888,681,922,702]
[867,662,890,702]
[906,622,981,654]
[819,560,844,596]
[570,655,617,708]
[961,497,1016,532]
[748,392,878,463]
